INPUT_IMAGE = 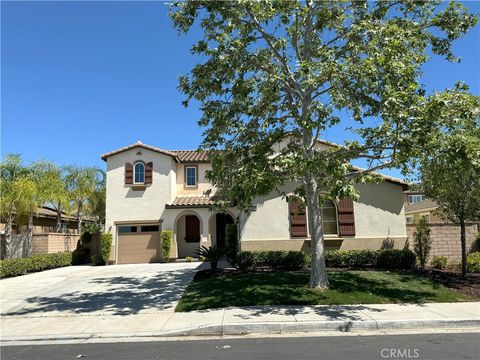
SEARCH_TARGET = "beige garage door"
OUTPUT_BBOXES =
[117,224,161,264]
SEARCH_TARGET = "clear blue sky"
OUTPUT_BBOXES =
[2,1,479,178]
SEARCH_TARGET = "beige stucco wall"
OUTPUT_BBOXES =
[239,181,407,250]
[175,163,215,196]
[105,147,177,260]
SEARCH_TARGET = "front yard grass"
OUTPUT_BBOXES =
[175,270,475,312]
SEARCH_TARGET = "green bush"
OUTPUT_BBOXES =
[377,249,416,270]
[0,252,72,278]
[431,256,448,270]
[100,233,112,264]
[91,255,105,266]
[467,252,480,273]
[413,218,432,269]
[196,245,223,273]
[476,233,480,251]
[161,230,173,260]
[225,223,238,266]
[237,251,256,271]
[283,251,307,270]
[325,250,379,268]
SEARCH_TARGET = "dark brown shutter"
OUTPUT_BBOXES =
[125,162,133,184]
[289,197,307,238]
[338,198,355,236]
[145,162,153,184]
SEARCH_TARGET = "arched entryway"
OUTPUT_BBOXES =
[175,212,202,258]
[209,213,234,249]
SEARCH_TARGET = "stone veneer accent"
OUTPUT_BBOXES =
[406,222,479,264]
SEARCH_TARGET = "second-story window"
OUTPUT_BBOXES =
[134,162,145,184]
[185,166,197,187]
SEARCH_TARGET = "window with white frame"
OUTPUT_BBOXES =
[408,194,425,204]
[134,162,145,184]
[185,166,197,187]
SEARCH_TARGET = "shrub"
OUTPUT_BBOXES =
[283,251,307,270]
[185,256,194,262]
[0,252,72,278]
[161,230,173,260]
[91,255,105,266]
[377,249,416,270]
[100,233,112,264]
[467,252,480,273]
[225,223,238,266]
[413,218,432,269]
[196,246,223,273]
[237,251,256,271]
[476,233,480,251]
[72,240,91,265]
[431,256,448,270]
[325,250,379,268]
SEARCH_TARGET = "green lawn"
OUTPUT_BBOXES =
[175,270,474,312]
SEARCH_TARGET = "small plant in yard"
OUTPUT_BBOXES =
[196,245,223,273]
[413,217,432,270]
[185,256,194,262]
[431,256,448,270]
[161,230,173,261]
[91,255,104,266]
[100,233,112,264]
[467,252,480,273]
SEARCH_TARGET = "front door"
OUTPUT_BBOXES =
[215,213,234,249]
[185,215,200,242]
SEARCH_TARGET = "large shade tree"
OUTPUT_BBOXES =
[170,0,477,288]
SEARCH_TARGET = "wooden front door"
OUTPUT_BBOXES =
[185,215,200,243]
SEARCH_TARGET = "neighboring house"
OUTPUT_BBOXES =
[102,140,410,264]
[403,191,479,263]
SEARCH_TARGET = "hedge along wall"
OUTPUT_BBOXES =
[407,223,479,263]
[0,252,72,278]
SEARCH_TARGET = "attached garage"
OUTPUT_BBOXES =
[116,223,162,264]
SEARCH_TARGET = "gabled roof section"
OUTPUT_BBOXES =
[101,141,178,161]
[405,199,438,214]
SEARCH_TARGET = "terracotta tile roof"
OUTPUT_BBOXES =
[101,141,178,161]
[171,150,209,163]
[165,196,213,209]
[349,165,409,188]
[405,199,438,214]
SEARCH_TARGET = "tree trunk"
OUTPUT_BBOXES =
[55,206,62,233]
[26,214,34,257]
[4,213,13,259]
[460,218,467,278]
[77,203,83,234]
[306,178,329,289]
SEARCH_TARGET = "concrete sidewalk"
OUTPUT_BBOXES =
[1,302,479,343]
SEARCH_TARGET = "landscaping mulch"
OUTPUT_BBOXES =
[419,269,480,299]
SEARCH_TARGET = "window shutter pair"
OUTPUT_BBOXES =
[288,197,356,237]
[125,162,153,185]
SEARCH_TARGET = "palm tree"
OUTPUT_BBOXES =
[65,166,103,233]
[42,164,71,233]
[0,154,27,258]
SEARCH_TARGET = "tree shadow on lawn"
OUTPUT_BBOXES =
[177,271,451,314]
[4,268,198,317]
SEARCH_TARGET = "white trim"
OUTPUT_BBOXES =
[133,162,145,184]
[185,166,197,187]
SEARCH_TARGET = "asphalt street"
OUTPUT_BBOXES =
[2,333,480,360]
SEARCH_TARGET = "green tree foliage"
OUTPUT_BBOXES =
[418,94,480,276]
[100,233,113,264]
[413,217,432,270]
[170,0,477,288]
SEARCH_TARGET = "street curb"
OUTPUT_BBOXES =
[2,319,479,343]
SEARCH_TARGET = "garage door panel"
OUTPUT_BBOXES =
[117,229,161,264]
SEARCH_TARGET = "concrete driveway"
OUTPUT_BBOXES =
[1,262,209,342]
[1,262,204,318]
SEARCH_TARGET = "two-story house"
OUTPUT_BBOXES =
[102,140,409,264]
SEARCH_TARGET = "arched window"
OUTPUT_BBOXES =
[321,200,338,235]
[134,162,145,184]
